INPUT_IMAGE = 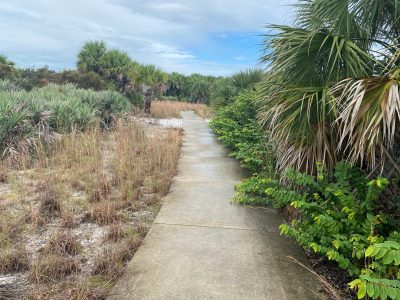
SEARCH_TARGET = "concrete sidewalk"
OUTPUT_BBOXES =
[108,111,321,300]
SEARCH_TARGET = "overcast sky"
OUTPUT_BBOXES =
[0,0,295,76]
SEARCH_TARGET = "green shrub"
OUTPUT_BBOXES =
[59,70,106,91]
[257,162,399,281]
[232,175,278,206]
[17,67,59,90]
[210,90,275,174]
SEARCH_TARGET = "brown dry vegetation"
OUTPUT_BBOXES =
[0,119,182,299]
[150,100,213,119]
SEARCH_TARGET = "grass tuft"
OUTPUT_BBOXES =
[0,164,8,183]
[29,254,79,283]
[84,201,121,225]
[43,230,81,256]
[36,182,62,218]
[61,210,77,228]
[103,223,126,243]
[92,235,142,282]
[0,246,30,273]
[65,276,111,300]
[91,247,124,282]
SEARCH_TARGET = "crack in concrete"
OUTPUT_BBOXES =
[153,221,259,232]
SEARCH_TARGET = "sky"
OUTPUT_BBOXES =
[0,0,295,76]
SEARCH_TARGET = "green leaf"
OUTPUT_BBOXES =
[383,250,395,265]
[365,246,374,257]
[376,248,389,259]
[387,286,397,299]
[358,281,367,299]
[367,283,375,298]
[380,285,388,300]
[349,279,362,289]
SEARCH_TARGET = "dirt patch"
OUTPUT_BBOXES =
[306,250,356,300]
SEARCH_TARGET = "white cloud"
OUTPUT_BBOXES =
[0,0,295,75]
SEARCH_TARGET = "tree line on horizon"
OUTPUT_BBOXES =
[0,41,240,107]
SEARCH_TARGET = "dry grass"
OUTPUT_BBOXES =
[0,163,8,183]
[64,277,111,300]
[43,231,81,256]
[103,223,126,243]
[92,235,142,282]
[150,100,213,119]
[36,181,62,219]
[29,254,79,283]
[61,210,77,229]
[0,118,182,299]
[84,201,122,226]
[0,245,29,273]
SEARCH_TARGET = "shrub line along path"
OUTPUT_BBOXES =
[109,111,320,300]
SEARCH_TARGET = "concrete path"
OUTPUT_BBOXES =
[109,111,321,300]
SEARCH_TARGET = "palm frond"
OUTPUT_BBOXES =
[353,0,400,41]
[333,67,400,169]
[296,0,354,37]
[261,26,374,86]
[259,82,337,174]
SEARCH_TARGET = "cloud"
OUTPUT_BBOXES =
[0,0,295,75]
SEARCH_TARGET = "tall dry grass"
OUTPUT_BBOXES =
[150,100,213,119]
[0,119,182,299]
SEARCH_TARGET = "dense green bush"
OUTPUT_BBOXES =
[209,90,275,174]
[231,159,400,298]
[274,163,395,275]
[259,162,400,298]
[59,70,106,91]
[0,55,17,81]
[22,84,130,131]
[14,67,107,92]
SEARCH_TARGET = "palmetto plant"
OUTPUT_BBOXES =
[0,96,29,149]
[231,69,263,90]
[0,82,131,150]
[259,0,400,174]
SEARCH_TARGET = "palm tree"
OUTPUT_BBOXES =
[101,49,132,76]
[167,72,186,97]
[189,80,212,103]
[77,41,107,74]
[259,0,399,174]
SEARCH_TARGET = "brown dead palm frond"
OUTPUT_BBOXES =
[333,68,400,170]
[259,82,338,174]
